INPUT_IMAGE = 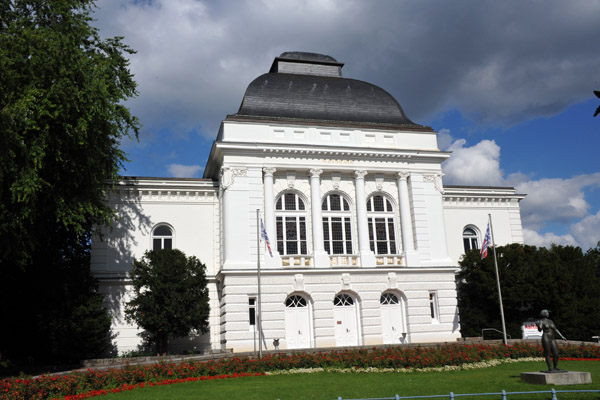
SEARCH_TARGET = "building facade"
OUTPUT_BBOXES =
[91,52,525,354]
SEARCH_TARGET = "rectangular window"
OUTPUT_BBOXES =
[429,292,439,323]
[249,297,256,328]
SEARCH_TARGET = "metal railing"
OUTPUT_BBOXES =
[333,388,600,400]
[481,328,511,341]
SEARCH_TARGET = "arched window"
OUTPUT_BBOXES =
[285,295,308,308]
[152,225,173,250]
[367,195,397,255]
[276,192,307,255]
[333,293,355,306]
[463,227,479,252]
[322,194,353,255]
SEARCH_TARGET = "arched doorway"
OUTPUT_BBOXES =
[284,294,311,349]
[380,292,408,344]
[333,293,360,346]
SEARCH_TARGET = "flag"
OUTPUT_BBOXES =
[260,218,273,257]
[481,223,490,260]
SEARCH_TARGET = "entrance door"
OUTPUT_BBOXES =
[284,295,311,349]
[380,292,407,344]
[333,294,359,346]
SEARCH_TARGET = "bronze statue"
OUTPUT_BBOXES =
[536,309,567,372]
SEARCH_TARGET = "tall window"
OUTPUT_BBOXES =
[152,225,173,250]
[276,192,307,255]
[322,194,353,255]
[463,227,479,252]
[248,297,256,329]
[429,291,439,323]
[367,195,397,255]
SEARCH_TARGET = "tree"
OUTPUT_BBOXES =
[0,0,139,366]
[125,250,210,355]
[457,243,600,341]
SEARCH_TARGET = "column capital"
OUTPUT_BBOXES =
[354,170,368,179]
[263,167,277,177]
[397,171,410,181]
[309,168,323,178]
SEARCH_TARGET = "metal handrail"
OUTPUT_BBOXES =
[481,328,511,341]
[334,388,600,400]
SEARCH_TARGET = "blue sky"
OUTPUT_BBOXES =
[93,0,600,250]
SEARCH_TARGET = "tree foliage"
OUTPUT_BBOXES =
[125,250,210,355]
[457,243,600,341]
[0,0,139,367]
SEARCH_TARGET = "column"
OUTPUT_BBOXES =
[309,169,330,267]
[397,171,418,266]
[263,167,281,267]
[263,168,277,243]
[354,170,376,268]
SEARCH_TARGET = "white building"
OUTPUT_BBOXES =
[91,52,525,354]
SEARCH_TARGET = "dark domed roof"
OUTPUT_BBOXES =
[232,52,423,129]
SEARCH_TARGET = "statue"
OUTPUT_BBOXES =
[536,309,567,372]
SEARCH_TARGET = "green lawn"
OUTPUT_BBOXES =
[100,361,600,400]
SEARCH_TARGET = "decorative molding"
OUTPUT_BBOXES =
[221,167,247,190]
[354,170,368,179]
[263,167,276,177]
[309,168,323,178]
[331,173,341,190]
[286,171,296,189]
[375,174,384,191]
[341,273,352,290]
[397,171,410,181]
[387,272,398,289]
[293,274,305,291]
[424,173,444,194]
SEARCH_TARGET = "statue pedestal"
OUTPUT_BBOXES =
[520,371,592,385]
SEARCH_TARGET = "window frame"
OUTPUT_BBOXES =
[366,194,398,255]
[275,192,308,255]
[322,193,354,255]
[151,224,174,251]
[462,226,480,252]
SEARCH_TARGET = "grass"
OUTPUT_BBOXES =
[98,360,600,400]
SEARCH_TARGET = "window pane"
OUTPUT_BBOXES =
[298,198,305,210]
[153,238,162,251]
[375,218,386,240]
[377,241,388,254]
[276,197,282,210]
[154,225,172,236]
[373,195,384,211]
[388,220,396,241]
[386,199,392,211]
[366,199,372,212]
[367,219,374,241]
[299,218,306,240]
[286,241,298,254]
[286,217,297,240]
[285,193,296,210]
[300,240,307,254]
[164,239,172,250]
[346,240,353,254]
[344,220,352,240]
[331,218,343,240]
[343,198,350,211]
[330,194,341,211]
[463,238,471,252]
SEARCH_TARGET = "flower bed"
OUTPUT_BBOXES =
[2,342,599,400]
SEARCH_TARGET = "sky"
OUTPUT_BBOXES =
[92,0,600,251]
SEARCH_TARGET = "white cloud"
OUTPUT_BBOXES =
[570,210,600,250]
[92,0,600,141]
[442,139,504,186]
[167,164,203,178]
[513,174,600,230]
[522,228,577,248]
[442,137,600,249]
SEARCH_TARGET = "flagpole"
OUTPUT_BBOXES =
[489,213,508,345]
[256,209,263,358]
